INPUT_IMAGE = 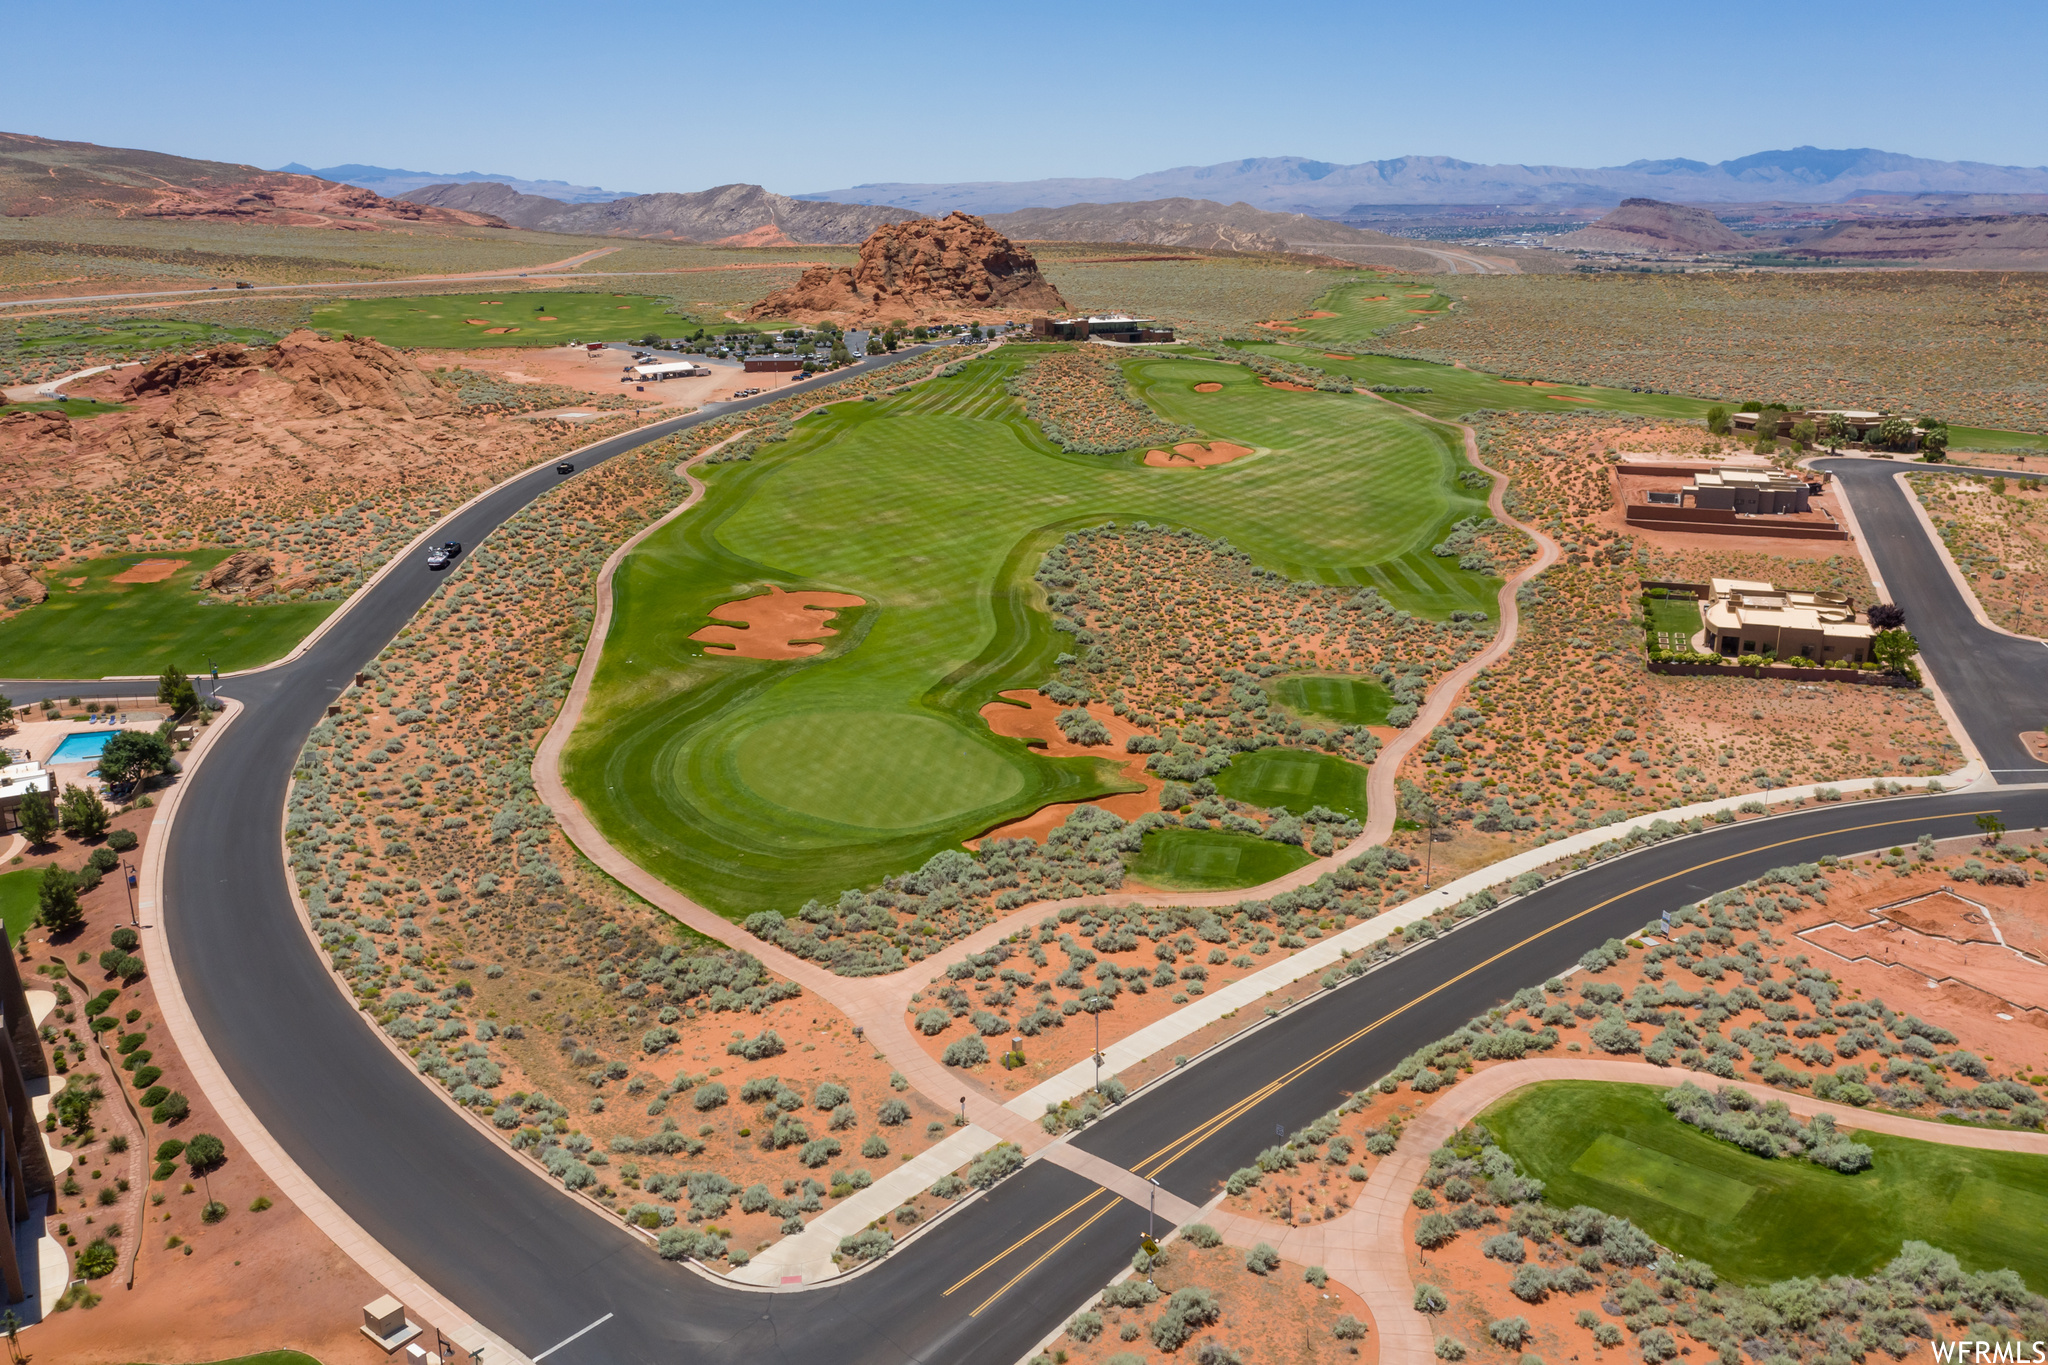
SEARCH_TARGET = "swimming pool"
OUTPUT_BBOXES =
[47,731,117,764]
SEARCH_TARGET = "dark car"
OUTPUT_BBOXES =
[557,461,574,474]
[442,540,462,557]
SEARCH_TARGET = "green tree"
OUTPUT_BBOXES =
[1920,425,1950,460]
[58,783,110,840]
[37,865,82,934]
[98,729,173,790]
[184,1132,226,1173]
[865,335,884,356]
[1823,412,1855,448]
[0,693,12,725]
[15,786,55,847]
[1790,420,1816,448]
[1874,416,1914,451]
[1754,411,1781,443]
[1872,627,1920,678]
[1976,813,2007,845]
[1704,405,1730,435]
[157,666,198,717]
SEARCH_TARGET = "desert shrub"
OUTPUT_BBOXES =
[726,1028,784,1060]
[1490,1317,1532,1348]
[1510,1264,1553,1303]
[1067,1310,1104,1343]
[1183,1222,1222,1248]
[1334,1314,1368,1340]
[813,1081,850,1111]
[967,1142,1023,1188]
[1435,1338,1467,1361]
[692,1082,728,1112]
[837,1226,892,1262]
[942,1035,988,1067]
[861,1134,889,1159]
[76,1239,119,1278]
[1414,1213,1458,1248]
[878,1098,910,1126]
[930,1174,968,1199]
[1482,1233,1526,1263]
[1414,1283,1449,1314]
[1151,1286,1221,1351]
[1103,1279,1162,1308]
[151,1091,189,1123]
[799,1138,842,1168]
[1245,1242,1280,1274]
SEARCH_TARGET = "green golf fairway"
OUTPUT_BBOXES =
[0,869,39,944]
[1275,675,1394,727]
[0,549,334,678]
[565,345,1497,919]
[312,291,697,349]
[1485,1080,2048,1289]
[1258,279,1453,345]
[1124,826,1316,891]
[1211,748,1369,822]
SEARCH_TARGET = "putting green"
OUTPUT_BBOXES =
[566,345,1497,918]
[311,292,702,349]
[1486,1080,2048,1288]
[0,549,335,678]
[1124,827,1315,891]
[1211,748,1369,821]
[731,711,1025,831]
[1275,675,1393,727]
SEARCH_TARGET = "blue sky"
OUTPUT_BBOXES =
[9,0,2043,194]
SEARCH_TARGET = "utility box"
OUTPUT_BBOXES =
[362,1296,422,1353]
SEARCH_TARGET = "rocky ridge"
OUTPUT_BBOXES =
[1549,198,1750,253]
[401,181,915,244]
[746,212,1067,322]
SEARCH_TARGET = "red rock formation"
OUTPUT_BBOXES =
[748,212,1067,322]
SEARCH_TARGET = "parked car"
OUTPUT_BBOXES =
[556,461,574,474]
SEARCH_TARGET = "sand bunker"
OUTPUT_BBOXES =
[464,318,491,326]
[1254,322,1305,333]
[484,327,520,335]
[1405,309,1439,315]
[691,584,865,659]
[1404,293,1433,298]
[1303,310,1338,318]
[1261,379,1317,392]
[1144,441,1255,468]
[111,558,188,583]
[1546,394,1593,402]
[1193,382,1224,393]
[1361,295,1389,301]
[479,300,504,305]
[536,316,559,321]
[975,689,1159,843]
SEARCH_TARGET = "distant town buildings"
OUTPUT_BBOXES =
[1700,578,1875,662]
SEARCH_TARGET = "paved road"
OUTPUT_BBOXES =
[7,398,2047,1362]
[1818,458,2048,779]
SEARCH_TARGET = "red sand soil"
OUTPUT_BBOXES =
[1193,382,1224,393]
[413,346,711,410]
[1605,471,1858,559]
[1302,311,1340,319]
[691,584,865,659]
[2025,732,2048,763]
[1262,379,1317,392]
[1403,293,1433,298]
[1056,1240,1376,1365]
[1144,441,1255,468]
[109,558,188,583]
[1323,354,1354,361]
[976,690,1159,844]
[1405,310,1438,315]
[1361,296,1390,302]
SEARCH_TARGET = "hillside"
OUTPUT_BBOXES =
[1785,213,2048,266]
[277,162,635,203]
[982,198,1415,254]
[747,212,1064,322]
[401,181,915,244]
[0,131,502,229]
[1548,198,1750,253]
[801,146,2048,215]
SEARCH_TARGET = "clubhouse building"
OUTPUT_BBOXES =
[1030,315,1175,344]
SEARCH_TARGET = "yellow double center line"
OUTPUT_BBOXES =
[940,809,1993,1315]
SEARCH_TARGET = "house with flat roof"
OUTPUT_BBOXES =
[0,762,50,834]
[1029,315,1175,343]
[1687,468,1815,514]
[1700,578,1874,662]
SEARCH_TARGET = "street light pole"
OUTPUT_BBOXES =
[1093,1009,1101,1093]
[1148,1177,1159,1240]
[122,860,138,926]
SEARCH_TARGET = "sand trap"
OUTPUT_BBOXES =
[1546,394,1593,402]
[1144,441,1255,468]
[479,300,503,305]
[1254,322,1305,333]
[1405,309,1438,314]
[615,305,631,310]
[691,584,865,659]
[1261,379,1316,392]
[1192,382,1223,393]
[1361,295,1389,301]
[484,327,520,335]
[1302,310,1338,318]
[464,319,491,326]
[536,316,558,321]
[974,689,1159,843]
[111,558,188,583]
[1322,353,1353,360]
[1404,293,1433,298]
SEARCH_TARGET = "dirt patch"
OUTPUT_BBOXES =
[1255,322,1306,333]
[1193,382,1224,393]
[108,557,190,584]
[1262,379,1317,392]
[1303,311,1339,319]
[691,584,866,659]
[1144,441,1255,468]
[1323,354,1353,361]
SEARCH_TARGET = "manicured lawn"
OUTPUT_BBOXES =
[565,345,1494,918]
[1211,748,1369,822]
[1484,1080,2048,1289]
[1123,826,1315,891]
[0,548,334,678]
[122,1354,323,1365]
[0,869,39,944]
[0,398,126,418]
[1275,674,1393,727]
[1643,594,1704,651]
[1258,278,1453,345]
[311,292,696,349]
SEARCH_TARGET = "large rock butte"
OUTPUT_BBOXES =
[747,212,1067,323]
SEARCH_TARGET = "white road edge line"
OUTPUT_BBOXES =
[532,1313,615,1361]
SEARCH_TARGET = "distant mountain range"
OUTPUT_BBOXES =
[273,162,636,204]
[800,148,2048,214]
[400,181,915,245]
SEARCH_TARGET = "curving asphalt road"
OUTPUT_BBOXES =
[7,396,2048,1362]
[1817,458,2048,778]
